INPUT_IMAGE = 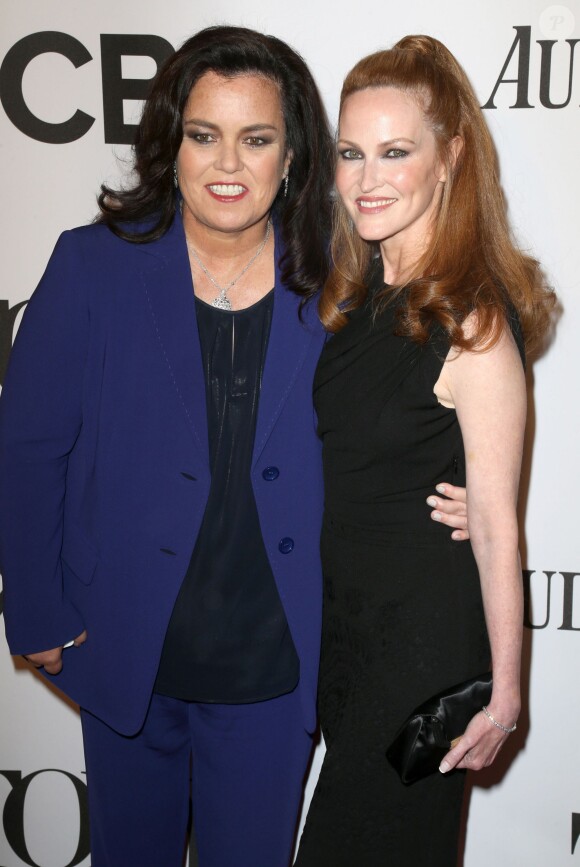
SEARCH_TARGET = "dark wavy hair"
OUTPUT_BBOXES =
[97,25,334,299]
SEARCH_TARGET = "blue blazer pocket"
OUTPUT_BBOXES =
[61,529,98,586]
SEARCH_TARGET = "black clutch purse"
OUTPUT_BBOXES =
[386,672,492,784]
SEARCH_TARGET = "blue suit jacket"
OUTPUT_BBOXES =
[0,213,325,735]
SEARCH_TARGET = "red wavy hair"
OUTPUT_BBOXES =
[321,35,555,355]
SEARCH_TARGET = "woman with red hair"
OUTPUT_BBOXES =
[297,35,554,866]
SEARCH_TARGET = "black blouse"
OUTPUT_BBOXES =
[155,290,299,703]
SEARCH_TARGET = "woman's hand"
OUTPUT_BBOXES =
[426,483,468,540]
[439,698,519,774]
[22,630,87,675]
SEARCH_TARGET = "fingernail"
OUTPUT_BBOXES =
[439,761,450,774]
[426,497,437,507]
[432,511,442,521]
[452,531,461,540]
[436,484,446,493]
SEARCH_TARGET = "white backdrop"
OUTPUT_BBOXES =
[0,1,578,865]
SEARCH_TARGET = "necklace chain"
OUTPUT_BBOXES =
[185,221,272,311]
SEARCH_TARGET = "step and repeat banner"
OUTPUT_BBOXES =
[0,1,578,864]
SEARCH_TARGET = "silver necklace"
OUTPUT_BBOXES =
[185,221,272,311]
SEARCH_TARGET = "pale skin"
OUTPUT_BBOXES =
[336,86,523,771]
[177,71,290,311]
[436,325,524,771]
[22,76,467,674]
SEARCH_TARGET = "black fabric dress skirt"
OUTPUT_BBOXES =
[295,280,492,866]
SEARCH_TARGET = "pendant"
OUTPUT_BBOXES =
[211,294,232,311]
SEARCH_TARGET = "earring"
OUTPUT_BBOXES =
[173,162,179,190]
[284,175,289,198]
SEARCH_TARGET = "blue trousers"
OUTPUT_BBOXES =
[81,688,313,867]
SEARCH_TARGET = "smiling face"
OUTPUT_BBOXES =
[177,71,291,239]
[335,86,446,266]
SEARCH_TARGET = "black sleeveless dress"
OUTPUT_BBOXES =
[296,276,493,866]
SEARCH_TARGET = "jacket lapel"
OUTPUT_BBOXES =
[139,217,320,471]
[252,231,321,467]
[139,211,209,467]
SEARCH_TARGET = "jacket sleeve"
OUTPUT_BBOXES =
[0,230,88,654]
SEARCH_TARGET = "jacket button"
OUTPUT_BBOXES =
[278,537,294,554]
[262,466,280,481]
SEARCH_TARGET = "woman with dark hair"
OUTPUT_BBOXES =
[0,25,333,867]
[97,25,331,298]
[0,25,467,867]
[296,35,555,866]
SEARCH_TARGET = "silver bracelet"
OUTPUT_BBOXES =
[481,705,517,734]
